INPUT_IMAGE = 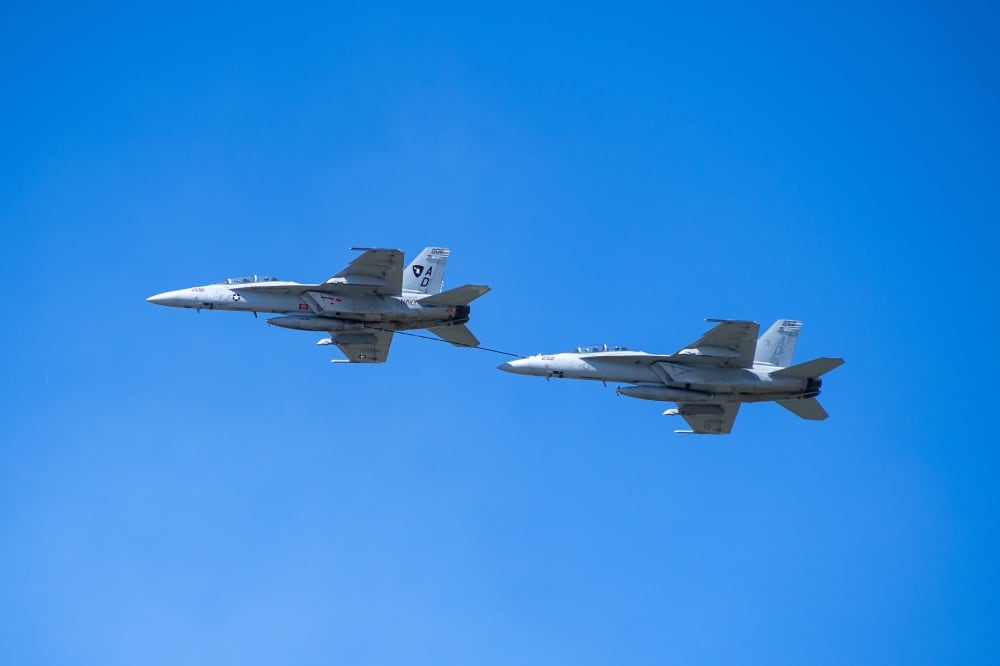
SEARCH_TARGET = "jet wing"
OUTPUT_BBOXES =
[322,248,404,295]
[671,319,760,367]
[330,329,394,363]
[668,402,741,435]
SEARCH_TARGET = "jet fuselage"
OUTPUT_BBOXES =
[498,352,819,402]
[147,281,467,331]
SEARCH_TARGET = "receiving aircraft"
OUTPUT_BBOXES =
[147,247,490,363]
[498,319,843,434]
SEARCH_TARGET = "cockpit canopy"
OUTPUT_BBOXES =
[570,344,637,353]
[218,275,282,285]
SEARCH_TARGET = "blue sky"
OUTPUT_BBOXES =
[1,2,998,664]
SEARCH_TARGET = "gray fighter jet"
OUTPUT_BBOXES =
[147,247,489,363]
[498,319,843,434]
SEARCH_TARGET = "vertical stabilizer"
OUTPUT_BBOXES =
[403,247,449,294]
[755,319,802,367]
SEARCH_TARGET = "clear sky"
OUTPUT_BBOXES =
[1,2,998,664]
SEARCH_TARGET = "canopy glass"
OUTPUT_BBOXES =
[218,275,282,285]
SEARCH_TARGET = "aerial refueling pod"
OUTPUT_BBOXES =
[266,316,365,332]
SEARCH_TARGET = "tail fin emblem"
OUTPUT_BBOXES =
[412,265,425,277]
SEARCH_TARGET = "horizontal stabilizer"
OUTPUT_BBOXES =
[777,397,829,420]
[420,284,490,307]
[428,324,479,348]
[770,357,844,379]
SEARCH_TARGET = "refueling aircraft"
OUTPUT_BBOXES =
[147,247,489,363]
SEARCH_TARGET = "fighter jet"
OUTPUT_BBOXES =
[147,247,490,363]
[498,319,843,434]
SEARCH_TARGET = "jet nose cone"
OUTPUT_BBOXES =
[498,359,534,374]
[146,290,185,307]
